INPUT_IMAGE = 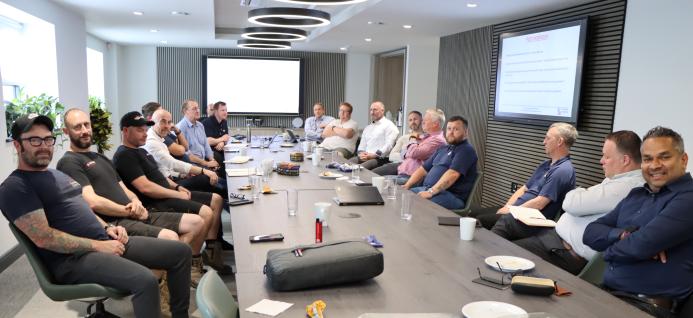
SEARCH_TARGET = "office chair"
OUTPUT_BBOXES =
[577,252,606,286]
[452,171,484,216]
[196,270,239,318]
[9,223,129,317]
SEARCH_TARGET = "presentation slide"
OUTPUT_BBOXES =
[494,22,585,122]
[206,57,302,115]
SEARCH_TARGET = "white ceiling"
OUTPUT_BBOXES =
[51,0,594,54]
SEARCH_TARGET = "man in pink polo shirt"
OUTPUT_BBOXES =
[373,109,446,185]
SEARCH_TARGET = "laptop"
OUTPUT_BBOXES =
[333,185,385,206]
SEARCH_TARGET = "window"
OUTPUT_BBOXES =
[86,47,105,101]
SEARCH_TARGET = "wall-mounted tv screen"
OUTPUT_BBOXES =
[205,56,303,115]
[493,19,588,125]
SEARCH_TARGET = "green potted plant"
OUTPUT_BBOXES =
[5,88,65,141]
[88,96,113,154]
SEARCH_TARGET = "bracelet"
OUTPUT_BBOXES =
[175,185,180,191]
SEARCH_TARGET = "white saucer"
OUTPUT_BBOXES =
[225,156,250,164]
[280,143,295,147]
[462,301,527,318]
[319,172,343,179]
[484,255,535,272]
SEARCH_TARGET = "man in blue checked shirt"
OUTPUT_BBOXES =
[304,102,334,142]
[584,126,693,318]
[176,99,220,172]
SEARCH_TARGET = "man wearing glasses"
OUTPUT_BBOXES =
[0,114,192,317]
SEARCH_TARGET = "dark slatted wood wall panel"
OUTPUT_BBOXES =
[437,0,626,208]
[157,47,345,127]
[484,0,626,207]
[437,26,493,207]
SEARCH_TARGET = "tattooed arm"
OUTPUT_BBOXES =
[14,209,125,256]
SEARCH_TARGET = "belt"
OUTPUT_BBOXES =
[561,240,586,262]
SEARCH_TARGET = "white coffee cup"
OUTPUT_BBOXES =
[311,153,320,166]
[372,176,385,193]
[314,202,331,227]
[315,146,324,158]
[302,141,312,153]
[460,217,477,241]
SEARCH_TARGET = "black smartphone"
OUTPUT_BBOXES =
[438,216,460,226]
[249,233,284,243]
[355,182,373,186]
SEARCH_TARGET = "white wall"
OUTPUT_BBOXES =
[613,0,693,171]
[405,38,440,116]
[116,45,157,120]
[0,0,88,257]
[344,52,373,129]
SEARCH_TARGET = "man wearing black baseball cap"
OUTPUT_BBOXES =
[0,114,192,317]
[113,111,231,282]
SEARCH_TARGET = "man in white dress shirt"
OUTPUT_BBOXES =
[349,101,400,170]
[513,130,645,275]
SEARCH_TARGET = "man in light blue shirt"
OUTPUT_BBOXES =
[304,102,334,142]
[176,99,219,171]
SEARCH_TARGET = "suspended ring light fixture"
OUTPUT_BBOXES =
[273,0,369,5]
[248,7,330,28]
[241,27,308,41]
[237,39,292,50]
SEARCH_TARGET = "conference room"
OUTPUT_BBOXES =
[0,0,691,317]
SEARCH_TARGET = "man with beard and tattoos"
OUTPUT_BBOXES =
[0,114,191,318]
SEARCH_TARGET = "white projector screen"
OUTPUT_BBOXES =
[493,19,588,125]
[205,56,303,115]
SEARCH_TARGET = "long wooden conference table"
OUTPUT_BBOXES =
[224,140,649,318]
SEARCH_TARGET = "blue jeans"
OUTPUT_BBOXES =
[411,186,465,210]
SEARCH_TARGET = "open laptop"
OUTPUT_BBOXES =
[333,185,385,206]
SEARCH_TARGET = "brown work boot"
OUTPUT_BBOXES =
[191,255,204,288]
[203,241,234,275]
[159,276,170,316]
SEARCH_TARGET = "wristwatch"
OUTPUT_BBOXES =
[427,188,435,194]
[104,223,115,231]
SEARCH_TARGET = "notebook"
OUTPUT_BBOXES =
[333,185,385,206]
[509,206,556,227]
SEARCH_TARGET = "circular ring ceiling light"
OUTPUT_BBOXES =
[273,0,369,5]
[237,39,292,50]
[248,8,330,28]
[241,27,308,41]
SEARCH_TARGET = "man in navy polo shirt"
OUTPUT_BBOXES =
[473,122,577,239]
[583,126,693,318]
[201,101,229,171]
[403,116,478,209]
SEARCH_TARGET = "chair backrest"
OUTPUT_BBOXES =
[196,270,239,318]
[9,222,60,292]
[464,171,483,210]
[578,252,606,286]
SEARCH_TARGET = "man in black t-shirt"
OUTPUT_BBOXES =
[0,114,191,317]
[58,109,208,286]
[113,111,231,275]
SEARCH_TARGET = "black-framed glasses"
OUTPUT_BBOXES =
[21,136,56,147]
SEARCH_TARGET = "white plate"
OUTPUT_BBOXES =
[225,156,250,164]
[462,301,527,318]
[484,255,535,272]
[280,143,295,147]
[319,172,343,179]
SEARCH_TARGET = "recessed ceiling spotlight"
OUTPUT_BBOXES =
[367,21,373,25]
[171,11,190,16]
[403,25,412,29]
[365,38,372,42]
[467,3,478,8]
[133,11,143,16]
[160,40,168,44]
[274,0,369,5]
[150,29,159,33]
[339,47,347,51]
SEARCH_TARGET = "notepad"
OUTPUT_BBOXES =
[509,206,556,227]
[245,299,293,316]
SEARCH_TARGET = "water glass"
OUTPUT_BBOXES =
[261,159,274,182]
[314,202,331,227]
[287,189,297,216]
[383,176,397,199]
[351,164,361,182]
[331,150,340,163]
[400,191,413,221]
[250,175,261,199]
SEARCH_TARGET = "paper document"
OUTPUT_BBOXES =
[246,299,293,316]
[509,206,556,227]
